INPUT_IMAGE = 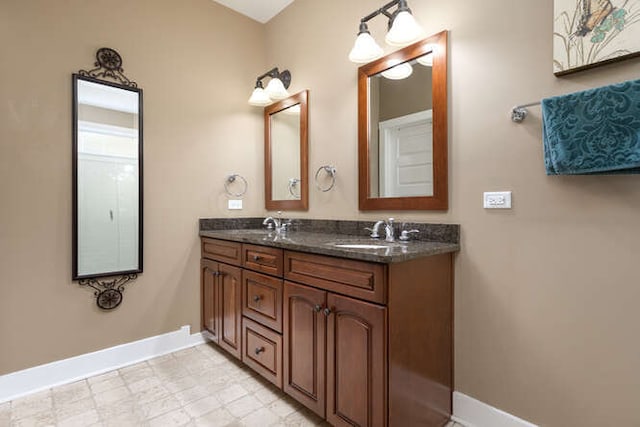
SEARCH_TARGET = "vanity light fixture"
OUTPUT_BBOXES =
[348,0,424,64]
[248,67,292,106]
[381,62,413,79]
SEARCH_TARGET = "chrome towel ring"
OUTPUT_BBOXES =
[224,174,248,197]
[315,165,337,192]
[288,178,301,198]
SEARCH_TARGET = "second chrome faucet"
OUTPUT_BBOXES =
[365,218,420,242]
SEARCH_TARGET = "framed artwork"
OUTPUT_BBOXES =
[553,0,640,75]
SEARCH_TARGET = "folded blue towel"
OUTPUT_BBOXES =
[541,79,640,175]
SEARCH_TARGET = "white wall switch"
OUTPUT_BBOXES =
[228,199,243,210]
[483,191,512,209]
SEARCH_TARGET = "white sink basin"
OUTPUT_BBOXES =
[334,244,390,249]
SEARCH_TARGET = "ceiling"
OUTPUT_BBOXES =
[211,0,295,23]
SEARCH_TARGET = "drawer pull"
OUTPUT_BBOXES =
[254,346,265,355]
[314,304,322,313]
[252,255,261,261]
[323,307,332,316]
[253,295,262,302]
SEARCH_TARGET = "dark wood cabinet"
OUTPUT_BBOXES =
[283,281,326,418]
[201,237,454,427]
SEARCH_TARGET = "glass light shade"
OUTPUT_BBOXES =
[385,11,424,46]
[417,52,433,67]
[265,78,290,100]
[282,104,301,115]
[248,87,272,106]
[381,62,413,80]
[348,32,384,64]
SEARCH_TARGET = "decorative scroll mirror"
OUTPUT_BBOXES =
[265,90,309,211]
[358,31,448,210]
[72,48,143,309]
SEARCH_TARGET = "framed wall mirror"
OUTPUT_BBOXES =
[72,73,143,281]
[265,90,309,211]
[358,30,448,210]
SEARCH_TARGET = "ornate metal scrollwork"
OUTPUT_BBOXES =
[79,274,137,310]
[78,47,137,88]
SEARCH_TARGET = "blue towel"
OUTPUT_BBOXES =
[541,79,640,175]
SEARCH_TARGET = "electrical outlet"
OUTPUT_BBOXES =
[483,191,512,209]
[228,199,243,210]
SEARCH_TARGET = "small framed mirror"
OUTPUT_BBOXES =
[72,73,143,280]
[265,90,309,211]
[358,31,448,210]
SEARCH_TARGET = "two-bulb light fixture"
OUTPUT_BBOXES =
[349,0,425,79]
[248,67,292,107]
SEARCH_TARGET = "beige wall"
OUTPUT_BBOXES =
[266,1,640,426]
[0,0,266,374]
[3,1,640,426]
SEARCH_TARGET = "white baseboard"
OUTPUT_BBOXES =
[0,325,206,403]
[453,391,538,427]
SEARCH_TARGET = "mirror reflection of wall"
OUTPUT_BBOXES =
[271,104,301,200]
[368,52,434,198]
[75,78,140,277]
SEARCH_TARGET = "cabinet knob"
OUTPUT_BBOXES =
[314,304,322,313]
[213,271,220,277]
[252,255,261,261]
[323,307,332,316]
[253,295,262,303]
[254,347,265,355]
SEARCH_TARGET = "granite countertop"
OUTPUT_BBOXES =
[199,221,459,264]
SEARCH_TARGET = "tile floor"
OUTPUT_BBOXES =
[2,343,463,426]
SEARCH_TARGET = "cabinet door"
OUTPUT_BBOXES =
[283,281,326,418]
[218,263,243,360]
[201,259,220,343]
[326,293,387,427]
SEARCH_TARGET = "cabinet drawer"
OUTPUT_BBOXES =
[242,318,282,388]
[284,251,387,304]
[242,244,283,276]
[242,270,283,333]
[201,238,241,266]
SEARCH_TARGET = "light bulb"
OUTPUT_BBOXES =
[265,78,289,100]
[385,10,424,46]
[349,32,384,64]
[248,87,272,106]
[381,62,413,80]
[416,52,433,67]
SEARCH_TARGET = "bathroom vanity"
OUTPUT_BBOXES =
[199,218,459,427]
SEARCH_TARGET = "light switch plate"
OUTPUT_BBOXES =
[228,199,243,210]
[483,191,512,209]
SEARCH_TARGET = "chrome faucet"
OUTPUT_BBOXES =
[365,218,396,242]
[263,211,290,234]
[365,220,385,238]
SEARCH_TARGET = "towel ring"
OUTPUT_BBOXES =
[288,178,300,198]
[224,174,247,197]
[315,165,337,192]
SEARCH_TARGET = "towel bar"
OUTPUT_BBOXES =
[511,101,541,123]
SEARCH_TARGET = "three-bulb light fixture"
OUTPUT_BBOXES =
[248,67,292,107]
[348,0,426,79]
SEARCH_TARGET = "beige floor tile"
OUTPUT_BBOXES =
[87,370,119,385]
[225,394,264,418]
[10,391,52,420]
[238,376,269,393]
[239,406,282,426]
[173,347,199,359]
[133,384,171,405]
[173,385,211,406]
[148,408,191,427]
[281,409,325,427]
[10,409,55,427]
[54,396,96,422]
[194,407,236,427]
[127,375,163,393]
[92,385,131,407]
[56,408,100,427]
[267,398,300,418]
[147,352,176,366]
[101,412,145,427]
[164,375,199,394]
[139,394,181,419]
[183,395,222,419]
[253,385,282,405]
[52,380,91,406]
[95,398,142,421]
[120,365,155,385]
[213,384,249,405]
[0,405,9,427]
[89,375,125,394]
